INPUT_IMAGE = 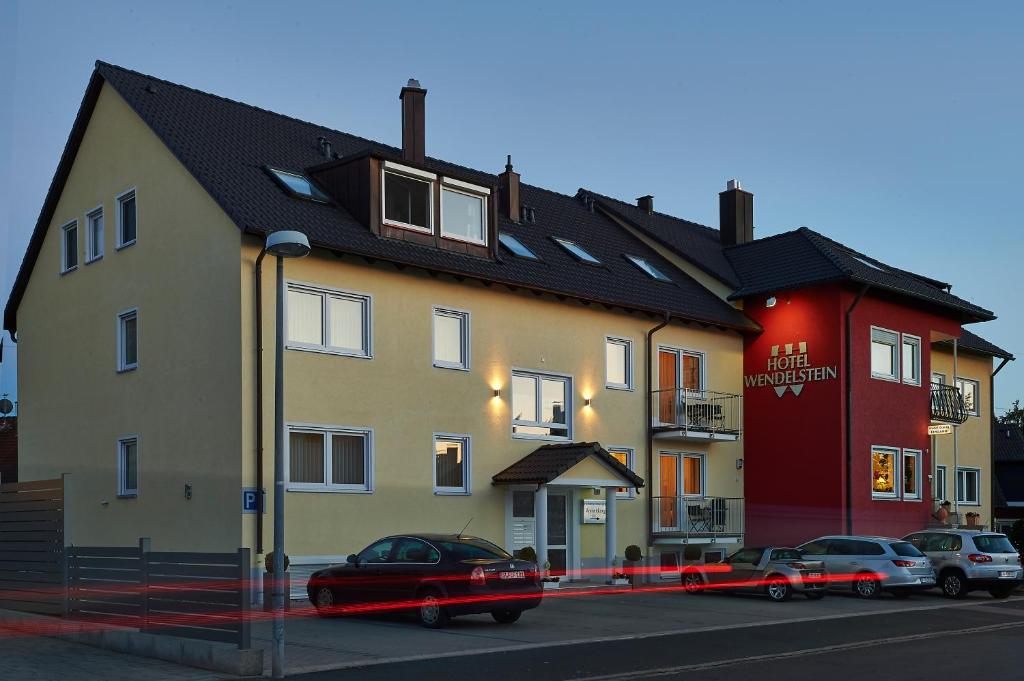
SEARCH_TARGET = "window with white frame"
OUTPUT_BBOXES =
[955,377,979,416]
[286,283,371,358]
[382,162,434,232]
[931,371,946,386]
[870,327,899,380]
[433,434,470,494]
[116,189,137,248]
[956,467,980,505]
[511,370,571,439]
[605,337,633,390]
[871,446,900,499]
[287,426,372,492]
[433,307,470,370]
[607,447,635,498]
[117,308,138,372]
[441,178,488,245]
[61,220,78,273]
[902,449,921,500]
[901,334,921,385]
[935,465,947,501]
[86,207,104,262]
[117,437,138,497]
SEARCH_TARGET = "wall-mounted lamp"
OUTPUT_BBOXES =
[765,296,777,308]
[736,458,744,470]
[584,397,593,407]
[493,388,501,398]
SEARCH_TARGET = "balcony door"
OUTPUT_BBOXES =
[657,347,704,425]
[657,452,705,531]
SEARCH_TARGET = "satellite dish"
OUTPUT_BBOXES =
[0,398,13,416]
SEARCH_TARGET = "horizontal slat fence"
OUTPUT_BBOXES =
[0,478,64,615]
[67,543,251,649]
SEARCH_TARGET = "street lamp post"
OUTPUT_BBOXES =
[265,230,310,679]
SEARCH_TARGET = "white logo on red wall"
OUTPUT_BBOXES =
[744,341,838,397]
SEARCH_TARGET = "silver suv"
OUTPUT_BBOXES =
[903,530,1022,599]
[797,535,935,598]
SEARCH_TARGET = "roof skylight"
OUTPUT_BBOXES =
[850,253,887,272]
[499,233,539,260]
[267,167,330,203]
[552,237,601,265]
[625,255,672,282]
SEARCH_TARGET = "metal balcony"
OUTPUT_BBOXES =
[930,382,969,424]
[651,496,744,542]
[651,389,742,441]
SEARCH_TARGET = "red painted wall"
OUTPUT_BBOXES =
[742,284,962,546]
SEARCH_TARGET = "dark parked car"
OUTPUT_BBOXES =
[307,534,542,627]
[681,547,828,601]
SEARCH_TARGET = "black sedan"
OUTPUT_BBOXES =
[307,534,542,627]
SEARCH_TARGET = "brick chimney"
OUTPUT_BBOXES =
[498,155,520,222]
[400,79,426,164]
[636,195,654,214]
[719,179,753,246]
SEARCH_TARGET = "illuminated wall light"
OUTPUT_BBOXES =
[765,296,777,308]
[584,397,593,407]
[493,388,501,398]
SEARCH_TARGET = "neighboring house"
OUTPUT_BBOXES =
[931,330,1014,529]
[993,423,1024,534]
[2,62,1010,591]
[0,417,16,484]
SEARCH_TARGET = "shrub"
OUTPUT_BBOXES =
[624,545,642,562]
[265,551,290,574]
[515,546,538,563]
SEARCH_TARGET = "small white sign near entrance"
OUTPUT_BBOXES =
[928,424,953,435]
[582,498,606,524]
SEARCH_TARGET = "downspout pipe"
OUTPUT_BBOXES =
[845,285,869,535]
[254,247,268,554]
[645,311,671,549]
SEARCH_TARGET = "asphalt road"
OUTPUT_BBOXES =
[283,597,1024,681]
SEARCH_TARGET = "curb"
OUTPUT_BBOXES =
[0,609,263,677]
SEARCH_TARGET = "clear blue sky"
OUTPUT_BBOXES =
[1,0,1021,414]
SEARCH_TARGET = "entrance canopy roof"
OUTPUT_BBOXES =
[492,442,644,489]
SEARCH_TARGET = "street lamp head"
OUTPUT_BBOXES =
[265,230,311,258]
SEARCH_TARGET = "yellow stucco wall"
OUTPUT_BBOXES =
[930,346,992,526]
[240,240,745,568]
[16,83,244,551]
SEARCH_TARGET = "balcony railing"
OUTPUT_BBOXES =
[651,388,741,439]
[651,496,744,538]
[930,382,969,424]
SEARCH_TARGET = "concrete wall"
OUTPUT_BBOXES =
[240,240,745,569]
[931,347,993,526]
[16,84,244,551]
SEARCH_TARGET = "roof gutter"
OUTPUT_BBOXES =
[645,311,671,549]
[845,284,869,535]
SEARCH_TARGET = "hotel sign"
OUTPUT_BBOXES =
[582,499,606,524]
[744,341,838,398]
[928,424,953,435]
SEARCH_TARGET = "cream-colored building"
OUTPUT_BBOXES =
[6,63,756,592]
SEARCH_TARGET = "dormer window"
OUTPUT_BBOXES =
[553,237,601,265]
[267,167,330,203]
[441,178,489,245]
[382,161,435,232]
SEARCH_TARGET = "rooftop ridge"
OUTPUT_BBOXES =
[580,188,721,236]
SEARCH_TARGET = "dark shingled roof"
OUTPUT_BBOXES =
[580,190,740,287]
[3,62,756,334]
[722,227,994,322]
[938,328,1015,360]
[491,442,645,488]
[994,424,1024,463]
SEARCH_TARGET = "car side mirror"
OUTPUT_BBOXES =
[347,553,360,566]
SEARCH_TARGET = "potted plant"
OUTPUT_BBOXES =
[609,558,630,587]
[623,545,643,587]
[263,551,291,612]
[965,512,980,528]
[541,560,561,589]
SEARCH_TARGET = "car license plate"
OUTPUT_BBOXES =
[1000,571,1016,578]
[807,572,822,579]
[499,570,525,580]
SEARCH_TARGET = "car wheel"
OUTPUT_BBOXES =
[940,571,968,599]
[988,586,1014,600]
[765,576,793,602]
[417,588,450,629]
[312,586,338,617]
[805,591,826,600]
[854,574,881,599]
[491,609,522,624]
[681,570,704,594]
